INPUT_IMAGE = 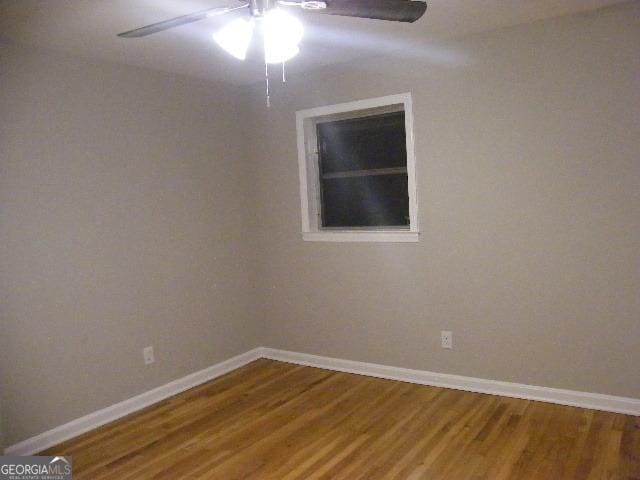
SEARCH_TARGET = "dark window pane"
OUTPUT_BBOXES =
[317,112,406,174]
[321,174,409,227]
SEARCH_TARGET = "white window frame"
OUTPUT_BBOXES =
[296,93,419,243]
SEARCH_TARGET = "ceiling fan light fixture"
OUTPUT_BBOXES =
[213,18,254,60]
[263,9,303,64]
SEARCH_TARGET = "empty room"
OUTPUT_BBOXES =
[1,0,639,478]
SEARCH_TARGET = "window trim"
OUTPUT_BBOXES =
[296,93,419,243]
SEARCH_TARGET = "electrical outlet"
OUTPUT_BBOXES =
[441,331,453,349]
[143,346,154,365]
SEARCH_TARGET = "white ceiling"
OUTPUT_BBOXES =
[0,0,626,85]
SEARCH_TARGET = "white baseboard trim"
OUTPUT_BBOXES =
[7,346,638,456]
[4,348,265,456]
[261,348,640,417]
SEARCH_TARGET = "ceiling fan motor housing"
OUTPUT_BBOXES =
[251,0,328,16]
[300,1,328,9]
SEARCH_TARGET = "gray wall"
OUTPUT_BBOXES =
[2,1,638,450]
[0,400,4,452]
[0,44,260,446]
[245,3,640,399]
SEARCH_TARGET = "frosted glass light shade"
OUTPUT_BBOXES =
[263,9,303,64]
[213,18,254,60]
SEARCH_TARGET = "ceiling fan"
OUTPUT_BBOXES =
[118,0,427,103]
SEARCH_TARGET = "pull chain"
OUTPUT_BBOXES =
[262,2,271,108]
[264,56,270,107]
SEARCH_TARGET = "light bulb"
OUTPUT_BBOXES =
[213,18,254,61]
[263,9,303,64]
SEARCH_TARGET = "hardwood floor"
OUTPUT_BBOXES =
[43,359,640,479]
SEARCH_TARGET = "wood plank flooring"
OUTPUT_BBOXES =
[42,359,640,479]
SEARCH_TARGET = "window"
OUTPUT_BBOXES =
[296,93,419,242]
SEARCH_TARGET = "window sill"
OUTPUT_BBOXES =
[302,231,419,243]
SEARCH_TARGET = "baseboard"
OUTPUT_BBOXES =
[4,348,265,456]
[261,348,640,416]
[7,345,638,455]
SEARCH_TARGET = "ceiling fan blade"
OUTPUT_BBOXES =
[117,5,247,38]
[304,0,427,23]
